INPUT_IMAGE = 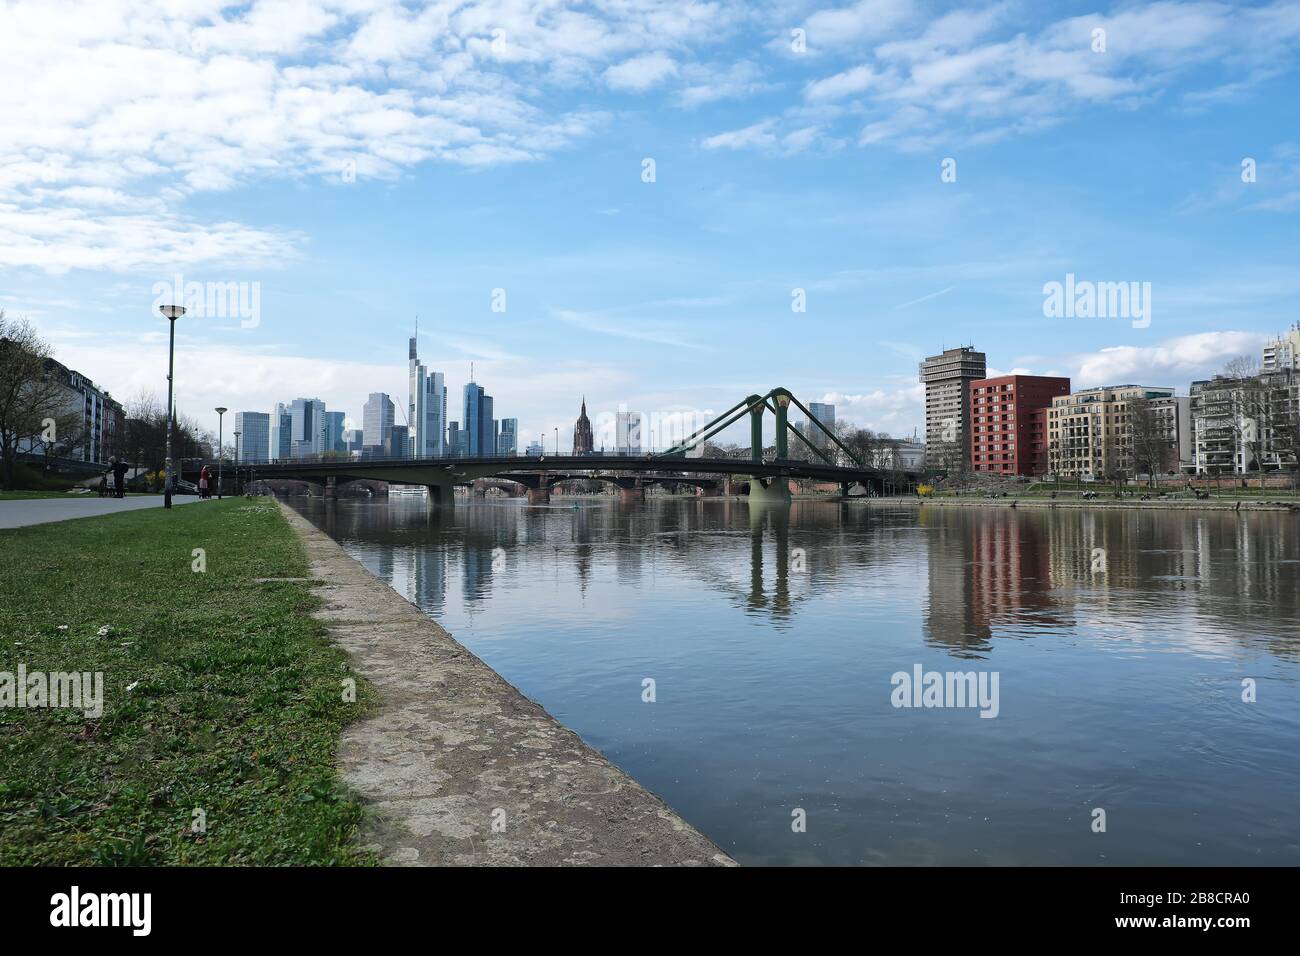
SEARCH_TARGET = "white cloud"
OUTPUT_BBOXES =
[701,120,778,151]
[604,52,678,92]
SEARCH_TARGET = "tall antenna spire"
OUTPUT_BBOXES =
[470,361,475,382]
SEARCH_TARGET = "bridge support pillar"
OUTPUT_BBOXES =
[424,479,455,509]
[527,486,551,504]
[619,484,645,504]
[723,477,736,496]
[324,476,337,501]
[748,476,792,506]
[839,481,851,498]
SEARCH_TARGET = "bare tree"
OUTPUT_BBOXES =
[1127,396,1174,487]
[1222,356,1268,480]
[0,312,73,489]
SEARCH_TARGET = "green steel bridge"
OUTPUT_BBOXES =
[244,389,920,505]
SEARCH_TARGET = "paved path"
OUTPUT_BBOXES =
[0,495,204,529]
[279,502,733,867]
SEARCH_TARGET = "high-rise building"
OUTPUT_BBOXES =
[324,410,346,454]
[235,411,270,464]
[1047,385,1190,478]
[573,397,594,454]
[269,403,292,461]
[386,424,409,459]
[1262,323,1300,373]
[362,392,394,455]
[970,375,1071,476]
[920,346,986,469]
[289,398,327,458]
[462,382,495,456]
[497,418,517,455]
[343,428,363,455]
[615,407,642,455]
[408,334,447,458]
[803,402,836,447]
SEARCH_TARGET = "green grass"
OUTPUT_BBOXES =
[0,498,376,865]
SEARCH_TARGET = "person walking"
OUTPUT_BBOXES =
[199,464,210,499]
[111,457,129,498]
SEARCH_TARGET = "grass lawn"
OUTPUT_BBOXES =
[0,498,375,865]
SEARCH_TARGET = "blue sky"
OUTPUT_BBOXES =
[2,0,1298,449]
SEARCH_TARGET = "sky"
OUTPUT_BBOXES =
[1,0,1298,451]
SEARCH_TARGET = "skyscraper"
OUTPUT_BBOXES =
[324,410,346,454]
[919,346,986,469]
[462,381,495,456]
[497,418,518,455]
[234,411,270,464]
[408,333,447,457]
[803,402,836,447]
[269,403,292,461]
[616,407,642,455]
[289,398,327,458]
[363,392,394,456]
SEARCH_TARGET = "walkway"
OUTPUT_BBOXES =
[0,495,204,529]
[278,502,734,866]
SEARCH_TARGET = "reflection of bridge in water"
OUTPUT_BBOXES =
[245,388,921,506]
[303,495,881,627]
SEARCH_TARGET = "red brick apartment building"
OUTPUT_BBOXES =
[970,375,1071,476]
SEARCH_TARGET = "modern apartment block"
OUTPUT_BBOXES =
[1262,323,1300,373]
[1047,385,1191,478]
[1191,368,1300,474]
[919,346,986,469]
[234,411,270,463]
[970,375,1071,477]
[24,357,126,466]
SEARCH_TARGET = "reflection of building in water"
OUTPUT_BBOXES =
[966,510,1060,631]
[923,508,1073,657]
[920,508,991,657]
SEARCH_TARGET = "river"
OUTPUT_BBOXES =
[290,495,1300,866]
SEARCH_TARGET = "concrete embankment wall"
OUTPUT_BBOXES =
[850,497,1300,513]
[277,503,733,867]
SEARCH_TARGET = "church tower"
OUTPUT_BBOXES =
[573,397,594,455]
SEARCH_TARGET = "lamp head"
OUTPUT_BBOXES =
[215,406,227,415]
[160,304,186,320]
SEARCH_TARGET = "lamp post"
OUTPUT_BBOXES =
[215,407,227,499]
[555,427,559,457]
[159,304,188,508]
[233,430,241,497]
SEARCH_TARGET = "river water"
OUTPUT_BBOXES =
[290,496,1300,866]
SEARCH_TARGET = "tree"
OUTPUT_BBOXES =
[1221,356,1267,481]
[1128,396,1174,487]
[0,312,74,489]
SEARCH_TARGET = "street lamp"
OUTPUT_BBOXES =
[555,427,559,457]
[233,430,241,497]
[215,407,227,499]
[159,304,188,509]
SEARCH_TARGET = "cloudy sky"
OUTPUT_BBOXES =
[2,0,1298,449]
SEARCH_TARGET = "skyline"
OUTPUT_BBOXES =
[3,0,1299,449]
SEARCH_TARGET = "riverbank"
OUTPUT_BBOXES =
[277,503,734,866]
[0,498,375,864]
[851,495,1300,512]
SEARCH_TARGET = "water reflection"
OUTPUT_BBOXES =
[295,496,1300,865]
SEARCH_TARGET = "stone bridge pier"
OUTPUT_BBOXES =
[509,473,551,504]
[612,476,644,503]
